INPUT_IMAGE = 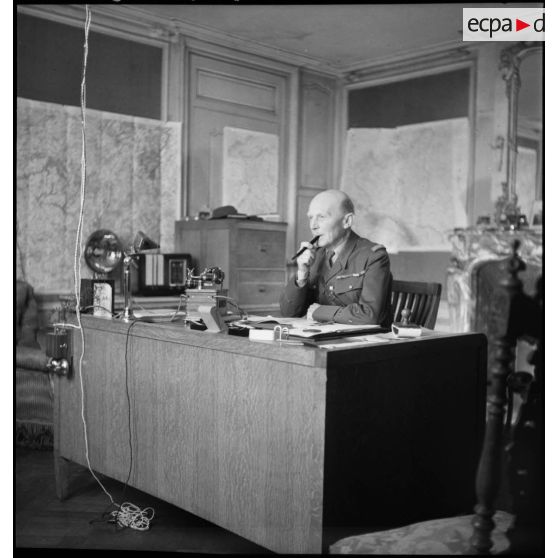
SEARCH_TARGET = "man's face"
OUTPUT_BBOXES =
[307,194,350,250]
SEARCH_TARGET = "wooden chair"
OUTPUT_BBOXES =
[330,241,543,555]
[390,279,442,329]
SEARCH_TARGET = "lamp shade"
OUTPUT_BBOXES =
[84,229,124,275]
[133,231,159,252]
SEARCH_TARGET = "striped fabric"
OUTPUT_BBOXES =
[15,368,53,425]
[15,280,54,448]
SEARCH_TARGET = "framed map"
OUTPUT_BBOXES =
[16,98,181,292]
[340,117,469,252]
[222,127,279,215]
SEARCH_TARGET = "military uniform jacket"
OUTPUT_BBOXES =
[279,230,392,326]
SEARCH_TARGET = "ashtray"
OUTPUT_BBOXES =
[392,308,422,338]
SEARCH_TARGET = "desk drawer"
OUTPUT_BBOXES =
[236,230,286,268]
[238,282,285,305]
[238,269,285,283]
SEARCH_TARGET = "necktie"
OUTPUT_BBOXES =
[327,250,335,268]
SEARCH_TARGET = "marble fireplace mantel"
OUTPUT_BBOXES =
[446,227,542,333]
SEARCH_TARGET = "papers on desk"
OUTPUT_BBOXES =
[233,315,306,328]
[317,335,388,349]
[289,323,382,339]
[133,308,185,322]
[233,315,383,340]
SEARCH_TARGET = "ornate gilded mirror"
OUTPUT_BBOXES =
[496,42,543,228]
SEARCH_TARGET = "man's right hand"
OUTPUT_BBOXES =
[295,241,316,286]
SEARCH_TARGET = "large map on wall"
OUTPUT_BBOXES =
[222,127,279,216]
[340,117,469,252]
[16,98,181,293]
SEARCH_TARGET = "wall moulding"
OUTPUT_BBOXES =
[343,47,475,88]
[195,69,279,114]
[298,186,330,195]
[302,81,334,95]
[299,74,336,191]
[184,38,302,79]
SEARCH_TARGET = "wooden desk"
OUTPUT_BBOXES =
[54,317,486,554]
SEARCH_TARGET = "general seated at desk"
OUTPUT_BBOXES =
[280,189,391,326]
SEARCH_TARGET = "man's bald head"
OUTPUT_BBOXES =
[307,189,355,250]
[311,189,355,217]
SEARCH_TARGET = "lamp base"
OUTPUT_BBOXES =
[120,307,136,322]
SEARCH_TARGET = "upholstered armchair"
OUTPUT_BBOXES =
[15,280,68,448]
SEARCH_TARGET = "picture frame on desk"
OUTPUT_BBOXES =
[93,281,114,319]
[80,278,115,318]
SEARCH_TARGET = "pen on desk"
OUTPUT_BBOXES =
[291,235,320,261]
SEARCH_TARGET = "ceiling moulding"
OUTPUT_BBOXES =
[342,38,468,75]
[119,4,343,77]
[17,3,175,46]
[343,45,475,85]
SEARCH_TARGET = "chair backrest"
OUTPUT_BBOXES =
[16,279,40,348]
[470,240,543,554]
[390,279,442,329]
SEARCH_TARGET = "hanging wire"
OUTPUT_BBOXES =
[70,5,153,529]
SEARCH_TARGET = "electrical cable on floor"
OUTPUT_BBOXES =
[72,4,153,531]
[109,502,155,531]
[90,320,155,530]
[122,320,139,494]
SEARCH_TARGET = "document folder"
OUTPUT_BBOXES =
[233,316,386,340]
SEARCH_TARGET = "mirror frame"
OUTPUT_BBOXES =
[497,41,543,224]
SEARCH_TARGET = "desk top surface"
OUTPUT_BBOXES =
[71,315,486,369]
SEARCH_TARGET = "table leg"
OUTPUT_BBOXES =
[53,450,71,501]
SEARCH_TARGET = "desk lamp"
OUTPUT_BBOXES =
[120,231,160,322]
[82,229,124,317]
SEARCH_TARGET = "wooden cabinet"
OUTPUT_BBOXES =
[175,219,287,313]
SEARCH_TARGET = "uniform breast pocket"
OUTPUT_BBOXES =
[333,274,364,301]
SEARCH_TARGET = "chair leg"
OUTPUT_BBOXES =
[505,385,514,429]
[470,335,513,554]
[53,449,71,501]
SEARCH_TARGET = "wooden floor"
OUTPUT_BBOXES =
[15,446,272,554]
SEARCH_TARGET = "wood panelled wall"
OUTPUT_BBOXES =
[187,52,291,220]
[294,71,338,252]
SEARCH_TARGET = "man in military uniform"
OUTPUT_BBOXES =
[280,189,391,326]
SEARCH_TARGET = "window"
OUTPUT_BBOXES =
[17,13,162,119]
